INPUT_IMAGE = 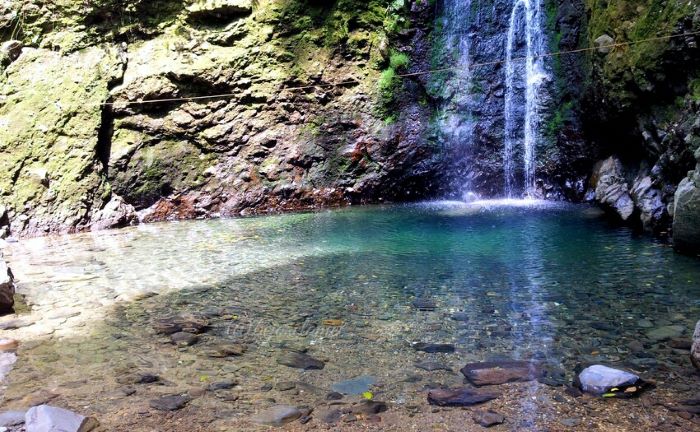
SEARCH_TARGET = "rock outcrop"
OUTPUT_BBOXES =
[673,148,700,253]
[590,157,635,221]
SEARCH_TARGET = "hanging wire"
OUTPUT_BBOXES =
[99,30,700,107]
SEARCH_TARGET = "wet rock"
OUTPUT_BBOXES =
[317,408,342,424]
[351,400,388,415]
[325,392,343,400]
[252,405,301,426]
[170,332,199,346]
[331,375,376,395]
[472,410,505,427]
[25,405,98,432]
[537,364,567,387]
[646,325,684,342]
[692,321,700,369]
[412,298,436,311]
[116,373,159,385]
[208,380,237,391]
[149,394,191,411]
[276,351,325,370]
[577,365,648,397]
[89,195,137,231]
[415,361,452,372]
[427,388,499,407]
[0,410,25,427]
[154,314,209,335]
[205,343,246,357]
[669,338,691,350]
[0,257,15,314]
[559,418,582,427]
[451,312,469,321]
[275,381,296,391]
[412,343,455,353]
[460,360,540,386]
[591,157,634,221]
[0,353,17,383]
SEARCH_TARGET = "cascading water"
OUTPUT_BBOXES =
[504,0,548,198]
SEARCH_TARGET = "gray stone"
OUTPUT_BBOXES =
[331,376,376,395]
[412,343,455,353]
[630,175,666,231]
[415,361,452,372]
[170,332,199,346]
[472,410,505,427]
[0,257,14,314]
[427,388,499,407]
[276,351,324,370]
[24,405,97,432]
[149,394,191,411]
[646,325,684,342]
[594,34,615,54]
[0,410,25,427]
[591,157,634,221]
[251,405,301,426]
[577,365,639,395]
[89,195,137,231]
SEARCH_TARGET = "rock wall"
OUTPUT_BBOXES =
[0,0,444,237]
[582,0,700,248]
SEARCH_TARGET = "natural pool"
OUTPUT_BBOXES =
[1,201,699,431]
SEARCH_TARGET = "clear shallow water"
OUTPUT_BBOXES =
[1,202,699,430]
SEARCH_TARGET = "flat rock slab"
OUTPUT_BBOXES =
[331,375,376,395]
[25,405,97,432]
[350,400,388,415]
[413,343,455,353]
[252,405,301,426]
[427,388,499,407]
[472,410,505,427]
[149,395,191,411]
[461,360,540,386]
[276,351,325,370]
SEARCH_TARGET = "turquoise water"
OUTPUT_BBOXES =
[2,201,699,430]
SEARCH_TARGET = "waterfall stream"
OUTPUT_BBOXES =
[504,0,548,198]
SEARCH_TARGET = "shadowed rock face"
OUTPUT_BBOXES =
[674,148,700,253]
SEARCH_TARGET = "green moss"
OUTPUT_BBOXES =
[690,78,700,102]
[389,50,409,69]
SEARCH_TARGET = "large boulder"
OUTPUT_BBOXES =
[673,148,700,253]
[591,157,635,221]
[0,255,14,314]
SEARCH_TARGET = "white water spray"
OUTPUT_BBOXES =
[504,0,548,197]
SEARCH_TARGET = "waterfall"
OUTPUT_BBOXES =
[504,0,548,198]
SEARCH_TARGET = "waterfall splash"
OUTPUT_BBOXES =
[504,0,548,198]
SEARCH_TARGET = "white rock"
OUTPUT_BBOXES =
[691,320,700,369]
[578,365,639,394]
[24,405,97,432]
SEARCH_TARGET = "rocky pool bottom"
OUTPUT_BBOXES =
[0,201,699,431]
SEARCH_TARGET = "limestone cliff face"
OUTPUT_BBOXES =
[0,0,442,237]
